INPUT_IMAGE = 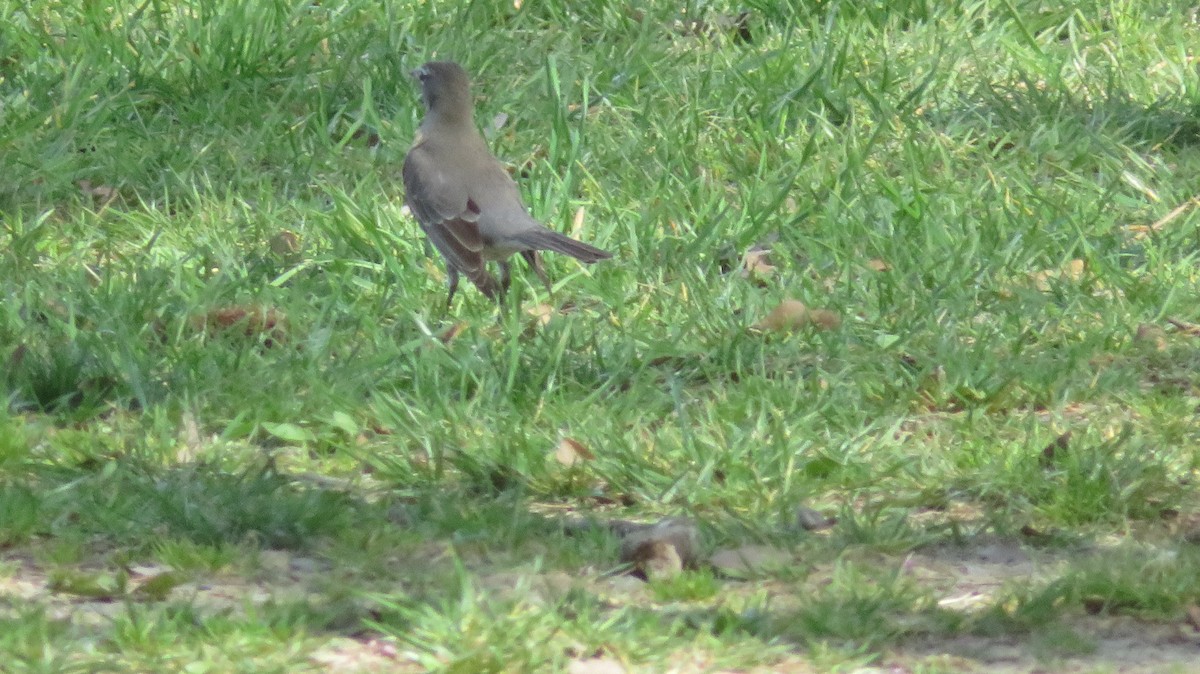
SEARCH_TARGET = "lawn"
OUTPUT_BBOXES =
[3,0,1200,671]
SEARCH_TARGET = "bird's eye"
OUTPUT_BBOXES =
[417,70,430,81]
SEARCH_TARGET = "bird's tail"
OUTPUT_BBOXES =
[517,227,612,263]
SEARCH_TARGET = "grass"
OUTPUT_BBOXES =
[3,0,1200,670]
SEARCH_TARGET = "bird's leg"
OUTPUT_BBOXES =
[499,260,513,294]
[495,261,513,312]
[520,250,553,297]
[470,267,502,303]
[445,266,461,310]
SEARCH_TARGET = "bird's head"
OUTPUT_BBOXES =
[411,61,474,124]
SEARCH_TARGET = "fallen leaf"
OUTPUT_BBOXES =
[1134,323,1168,351]
[78,180,118,205]
[1063,258,1086,279]
[629,541,682,580]
[553,437,594,467]
[269,230,301,257]
[191,305,288,346]
[571,206,586,238]
[437,322,466,344]
[525,303,556,329]
[752,299,809,332]
[618,517,701,577]
[1028,259,1086,291]
[808,308,842,330]
[741,248,775,280]
[751,300,841,332]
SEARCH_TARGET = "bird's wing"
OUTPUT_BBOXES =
[402,145,485,277]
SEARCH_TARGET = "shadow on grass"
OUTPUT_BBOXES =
[1,461,369,550]
[4,456,1199,670]
[934,77,1200,154]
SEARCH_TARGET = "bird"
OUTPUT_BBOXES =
[402,60,612,308]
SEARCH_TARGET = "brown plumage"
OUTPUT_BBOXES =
[402,61,612,307]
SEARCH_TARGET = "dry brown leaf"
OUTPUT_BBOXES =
[617,517,701,574]
[1029,258,1086,290]
[751,300,842,332]
[1063,258,1086,280]
[571,206,586,238]
[629,541,682,580]
[437,322,466,344]
[1134,323,1168,351]
[1027,270,1052,290]
[78,180,118,205]
[191,305,288,346]
[269,230,301,257]
[752,299,809,332]
[808,308,842,330]
[741,249,775,280]
[522,303,557,336]
[553,437,594,467]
